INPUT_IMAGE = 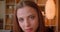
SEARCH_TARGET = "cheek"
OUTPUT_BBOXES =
[18,22,25,30]
[32,19,38,27]
[30,19,39,32]
[30,18,39,28]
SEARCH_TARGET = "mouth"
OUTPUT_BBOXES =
[25,28,33,32]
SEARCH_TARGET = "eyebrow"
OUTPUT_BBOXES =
[28,14,35,17]
[18,17,23,19]
[18,14,36,19]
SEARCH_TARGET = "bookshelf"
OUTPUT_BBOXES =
[0,0,15,31]
[4,0,15,31]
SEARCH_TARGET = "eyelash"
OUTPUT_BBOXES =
[18,18,24,22]
[29,16,35,20]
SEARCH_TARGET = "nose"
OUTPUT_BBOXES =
[24,19,30,27]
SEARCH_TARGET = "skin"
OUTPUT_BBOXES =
[17,6,39,32]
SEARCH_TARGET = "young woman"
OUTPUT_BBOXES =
[13,1,45,32]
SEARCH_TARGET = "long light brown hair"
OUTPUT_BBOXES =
[13,1,45,32]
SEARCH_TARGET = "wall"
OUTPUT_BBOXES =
[0,1,5,19]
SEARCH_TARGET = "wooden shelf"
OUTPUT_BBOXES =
[5,24,13,26]
[38,4,45,6]
[6,0,15,4]
[37,0,47,4]
[6,3,15,6]
[45,17,56,27]
[5,25,12,30]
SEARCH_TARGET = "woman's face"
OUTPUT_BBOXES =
[17,6,39,32]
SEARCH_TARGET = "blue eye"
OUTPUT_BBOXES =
[18,18,24,22]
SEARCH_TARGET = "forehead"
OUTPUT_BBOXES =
[17,6,38,17]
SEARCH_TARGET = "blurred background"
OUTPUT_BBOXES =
[0,0,59,32]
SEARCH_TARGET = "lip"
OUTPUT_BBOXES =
[25,28,33,32]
